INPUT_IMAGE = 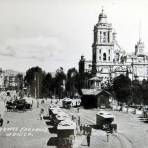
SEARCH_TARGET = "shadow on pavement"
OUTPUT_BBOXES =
[90,124,98,129]
[81,144,88,146]
[43,116,49,120]
[142,120,148,123]
[47,137,58,146]
[45,121,53,126]
[48,127,57,133]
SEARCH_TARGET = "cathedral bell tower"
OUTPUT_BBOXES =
[135,39,144,56]
[92,9,115,75]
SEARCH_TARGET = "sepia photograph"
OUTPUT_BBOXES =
[0,0,148,148]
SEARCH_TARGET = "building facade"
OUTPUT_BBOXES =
[79,9,148,82]
[0,69,24,90]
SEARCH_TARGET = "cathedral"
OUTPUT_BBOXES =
[79,9,148,82]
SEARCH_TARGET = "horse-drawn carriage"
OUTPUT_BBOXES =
[6,99,32,112]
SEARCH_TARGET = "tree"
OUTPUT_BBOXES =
[141,79,148,105]
[113,74,131,104]
[132,79,143,104]
[24,66,44,98]
[54,67,66,98]
[42,73,53,97]
[16,73,24,91]
[66,68,78,97]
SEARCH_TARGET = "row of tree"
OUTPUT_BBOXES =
[112,74,148,105]
[24,66,85,98]
[23,66,148,105]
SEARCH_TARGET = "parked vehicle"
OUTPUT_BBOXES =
[62,98,81,109]
[96,111,117,132]
[6,99,32,112]
[57,120,76,148]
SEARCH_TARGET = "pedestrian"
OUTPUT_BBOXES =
[77,107,79,113]
[37,100,39,108]
[87,133,91,147]
[0,114,3,127]
[88,126,92,135]
[80,124,83,135]
[72,115,74,121]
[78,116,81,126]
[83,124,86,135]
[106,131,109,142]
[32,100,34,106]
[40,108,44,120]
[86,125,89,135]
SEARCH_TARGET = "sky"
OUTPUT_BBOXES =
[0,0,148,73]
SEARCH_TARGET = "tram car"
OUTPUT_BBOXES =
[57,120,76,148]
[62,98,81,109]
[96,111,115,130]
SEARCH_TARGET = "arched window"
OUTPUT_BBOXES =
[103,53,106,61]
[108,49,110,54]
[100,31,102,42]
[108,56,110,61]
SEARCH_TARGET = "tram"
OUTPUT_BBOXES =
[96,111,115,129]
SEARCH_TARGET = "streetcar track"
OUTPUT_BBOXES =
[117,132,134,148]
[112,133,124,148]
[62,108,135,148]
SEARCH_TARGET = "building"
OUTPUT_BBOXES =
[79,9,148,82]
[0,69,24,90]
[81,77,113,108]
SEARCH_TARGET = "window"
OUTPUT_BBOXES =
[103,32,107,43]
[99,56,101,60]
[99,49,101,54]
[108,49,110,54]
[108,31,110,42]
[100,31,102,42]
[108,56,110,61]
[103,53,106,61]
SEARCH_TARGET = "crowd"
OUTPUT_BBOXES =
[71,113,92,147]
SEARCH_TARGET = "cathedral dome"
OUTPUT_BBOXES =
[98,9,107,24]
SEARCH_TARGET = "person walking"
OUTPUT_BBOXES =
[106,131,109,142]
[40,108,44,120]
[78,116,81,126]
[0,114,3,127]
[86,125,89,135]
[77,107,80,113]
[37,100,39,108]
[80,124,83,135]
[87,133,91,147]
[88,126,92,135]
[83,124,86,135]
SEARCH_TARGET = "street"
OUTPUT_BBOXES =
[0,99,148,148]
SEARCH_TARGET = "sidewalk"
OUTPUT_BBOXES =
[0,99,51,148]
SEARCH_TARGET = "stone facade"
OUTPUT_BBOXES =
[79,9,148,81]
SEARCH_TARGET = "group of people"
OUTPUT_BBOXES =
[79,124,92,135]
[79,124,92,147]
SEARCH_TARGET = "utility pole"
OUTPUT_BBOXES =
[34,73,37,99]
[131,57,134,81]
[37,73,39,98]
[35,72,39,108]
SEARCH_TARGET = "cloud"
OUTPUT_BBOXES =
[0,36,64,61]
